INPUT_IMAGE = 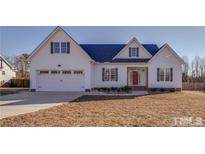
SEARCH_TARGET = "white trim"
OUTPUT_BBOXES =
[95,62,148,66]
[27,26,95,62]
[148,43,185,64]
[112,37,153,59]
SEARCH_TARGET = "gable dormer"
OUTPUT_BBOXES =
[113,38,152,59]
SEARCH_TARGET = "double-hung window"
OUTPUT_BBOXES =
[104,69,110,81]
[159,68,165,81]
[102,68,118,81]
[165,68,171,81]
[111,68,117,81]
[51,42,70,54]
[129,47,139,57]
[54,42,60,53]
[157,68,173,82]
[61,42,68,53]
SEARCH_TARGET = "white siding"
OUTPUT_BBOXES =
[148,46,183,88]
[94,64,127,87]
[93,63,148,88]
[30,29,93,91]
[29,28,183,91]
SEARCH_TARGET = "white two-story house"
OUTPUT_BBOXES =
[28,27,184,92]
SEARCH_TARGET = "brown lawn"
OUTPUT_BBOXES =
[0,91,205,127]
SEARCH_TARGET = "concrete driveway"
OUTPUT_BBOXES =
[0,91,84,119]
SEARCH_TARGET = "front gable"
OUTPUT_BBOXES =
[28,27,94,62]
[113,38,152,59]
[30,28,94,70]
[148,44,184,65]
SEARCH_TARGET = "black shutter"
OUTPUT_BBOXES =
[137,47,139,57]
[67,42,70,54]
[116,68,118,81]
[157,68,160,81]
[51,42,53,54]
[129,48,131,57]
[102,68,105,81]
[170,68,173,81]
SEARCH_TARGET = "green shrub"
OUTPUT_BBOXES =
[117,88,121,93]
[97,86,132,93]
[95,88,101,91]
[150,88,157,92]
[102,88,106,91]
[107,88,111,92]
[170,88,176,92]
[111,87,117,91]
[160,88,165,92]
[120,85,130,92]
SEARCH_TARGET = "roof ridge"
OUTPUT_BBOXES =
[80,43,126,45]
[80,43,157,45]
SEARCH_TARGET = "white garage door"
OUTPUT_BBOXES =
[37,70,85,91]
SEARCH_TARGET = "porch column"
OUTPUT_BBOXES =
[127,67,129,86]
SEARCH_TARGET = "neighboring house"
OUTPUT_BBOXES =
[28,27,184,92]
[0,54,16,87]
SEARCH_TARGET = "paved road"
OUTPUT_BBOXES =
[0,91,84,119]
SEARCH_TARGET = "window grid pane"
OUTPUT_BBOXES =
[131,48,139,57]
[159,68,164,81]
[166,68,171,81]
[111,68,116,81]
[54,42,60,53]
[104,69,109,81]
[61,42,67,53]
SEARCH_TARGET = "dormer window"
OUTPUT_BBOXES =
[129,47,139,57]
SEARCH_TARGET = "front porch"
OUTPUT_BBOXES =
[127,67,148,90]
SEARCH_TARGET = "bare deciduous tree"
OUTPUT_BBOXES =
[183,56,205,82]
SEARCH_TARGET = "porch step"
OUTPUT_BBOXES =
[131,86,147,91]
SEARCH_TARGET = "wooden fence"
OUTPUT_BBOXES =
[182,82,205,90]
[10,79,30,88]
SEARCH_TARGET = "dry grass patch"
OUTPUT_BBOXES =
[0,91,205,127]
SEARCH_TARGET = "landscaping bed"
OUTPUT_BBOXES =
[93,86,131,94]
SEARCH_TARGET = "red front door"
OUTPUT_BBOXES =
[132,71,139,85]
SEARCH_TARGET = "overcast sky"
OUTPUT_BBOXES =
[1,26,205,61]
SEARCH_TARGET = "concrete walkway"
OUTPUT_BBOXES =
[0,90,148,119]
[0,91,84,119]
